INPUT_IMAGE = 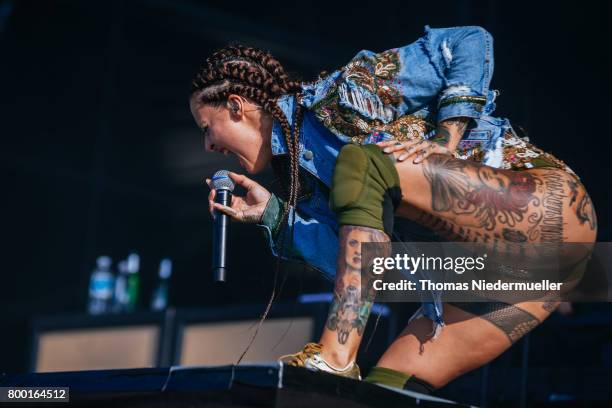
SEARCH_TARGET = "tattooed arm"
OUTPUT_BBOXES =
[431,117,470,151]
[378,117,470,163]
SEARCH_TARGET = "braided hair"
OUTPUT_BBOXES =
[191,44,305,216]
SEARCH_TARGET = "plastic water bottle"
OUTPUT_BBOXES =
[151,258,172,311]
[88,256,115,315]
[125,253,140,312]
[112,260,129,313]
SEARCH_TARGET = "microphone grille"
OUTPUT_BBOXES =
[211,170,235,191]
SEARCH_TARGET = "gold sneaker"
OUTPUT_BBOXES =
[278,342,361,380]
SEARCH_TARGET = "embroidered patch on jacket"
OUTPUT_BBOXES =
[310,49,437,145]
[373,115,434,143]
[453,131,576,177]
[344,49,402,107]
[455,140,485,162]
[499,132,575,175]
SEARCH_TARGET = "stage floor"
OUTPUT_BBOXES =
[1,363,473,407]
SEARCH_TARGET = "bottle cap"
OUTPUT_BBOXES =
[159,258,172,279]
[118,260,128,274]
[127,253,140,274]
[97,256,112,269]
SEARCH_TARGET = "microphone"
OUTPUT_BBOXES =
[211,170,235,283]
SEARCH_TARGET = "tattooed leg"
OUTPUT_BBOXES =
[392,153,597,245]
[374,300,558,389]
[318,143,400,367]
[319,225,389,367]
[368,153,596,388]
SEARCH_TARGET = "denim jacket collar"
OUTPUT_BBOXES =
[269,93,343,188]
[270,94,295,156]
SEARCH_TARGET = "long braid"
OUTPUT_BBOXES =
[192,45,306,363]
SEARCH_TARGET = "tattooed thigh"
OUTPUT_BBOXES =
[529,169,597,242]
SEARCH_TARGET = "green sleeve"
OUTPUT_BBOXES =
[258,193,285,238]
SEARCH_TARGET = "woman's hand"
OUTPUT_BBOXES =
[377,118,468,163]
[206,172,272,223]
[377,138,453,164]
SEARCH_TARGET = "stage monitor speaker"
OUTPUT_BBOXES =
[179,317,314,365]
[34,325,159,372]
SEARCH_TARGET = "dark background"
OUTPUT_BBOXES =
[1,0,611,405]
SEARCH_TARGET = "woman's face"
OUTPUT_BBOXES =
[345,229,372,270]
[189,93,273,174]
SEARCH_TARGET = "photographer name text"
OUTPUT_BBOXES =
[372,279,563,292]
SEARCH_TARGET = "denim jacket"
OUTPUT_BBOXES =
[257,25,568,329]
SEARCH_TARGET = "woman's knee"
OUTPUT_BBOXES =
[331,144,402,237]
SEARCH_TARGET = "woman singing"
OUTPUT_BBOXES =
[190,25,597,393]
